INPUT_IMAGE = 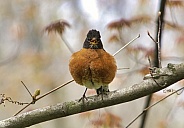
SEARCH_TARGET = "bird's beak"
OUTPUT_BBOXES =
[90,38,98,45]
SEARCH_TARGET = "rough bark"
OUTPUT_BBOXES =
[0,63,184,128]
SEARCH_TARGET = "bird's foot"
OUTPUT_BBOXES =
[96,86,109,100]
[78,94,88,102]
[78,88,88,102]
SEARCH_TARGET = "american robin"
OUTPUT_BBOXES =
[69,29,117,99]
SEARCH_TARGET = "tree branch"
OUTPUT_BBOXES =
[0,63,184,128]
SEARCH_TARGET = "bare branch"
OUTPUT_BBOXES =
[0,94,29,106]
[0,63,183,128]
[21,81,33,98]
[113,34,140,56]
[14,79,74,116]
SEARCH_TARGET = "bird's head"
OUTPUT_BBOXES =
[83,29,103,49]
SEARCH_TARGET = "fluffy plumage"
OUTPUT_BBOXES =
[69,29,117,95]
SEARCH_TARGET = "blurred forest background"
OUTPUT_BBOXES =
[0,0,184,128]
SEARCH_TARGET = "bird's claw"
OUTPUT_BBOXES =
[78,94,88,102]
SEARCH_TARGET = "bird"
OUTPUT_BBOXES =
[69,29,117,99]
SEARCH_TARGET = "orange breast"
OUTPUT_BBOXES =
[69,48,117,89]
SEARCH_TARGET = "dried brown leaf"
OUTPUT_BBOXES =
[158,120,167,128]
[10,22,26,40]
[166,0,184,7]
[107,18,131,30]
[139,66,150,75]
[91,112,122,128]
[80,111,95,118]
[179,79,184,86]
[44,20,70,35]
[127,47,154,58]
[108,34,120,43]
[165,20,184,31]
[176,33,184,44]
[152,93,166,103]
[107,15,151,30]
[129,15,152,25]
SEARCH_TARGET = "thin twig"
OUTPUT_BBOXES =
[14,102,34,116]
[113,34,140,56]
[117,67,129,70]
[126,86,184,128]
[21,81,33,97]
[148,31,162,68]
[0,94,29,106]
[36,79,74,101]
[60,34,75,53]
[14,79,74,116]
[147,13,162,68]
[147,31,156,43]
